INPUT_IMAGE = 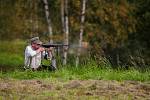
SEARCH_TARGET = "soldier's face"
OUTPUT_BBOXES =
[31,43,40,50]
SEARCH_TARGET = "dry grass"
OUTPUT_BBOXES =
[0,79,149,100]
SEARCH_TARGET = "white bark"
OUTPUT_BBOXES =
[35,1,38,33]
[76,0,87,67]
[33,0,38,35]
[43,0,56,68]
[63,0,69,65]
[61,0,65,34]
[43,0,53,43]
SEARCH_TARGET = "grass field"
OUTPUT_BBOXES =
[0,40,150,100]
[0,40,150,81]
[0,66,150,82]
[0,40,25,67]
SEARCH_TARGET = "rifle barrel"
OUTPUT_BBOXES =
[42,44,68,48]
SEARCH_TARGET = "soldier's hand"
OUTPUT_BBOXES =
[48,47,53,51]
[37,47,45,53]
[39,47,45,52]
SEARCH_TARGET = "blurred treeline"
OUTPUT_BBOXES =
[0,0,150,68]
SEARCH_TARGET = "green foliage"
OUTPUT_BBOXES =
[0,0,150,68]
[127,0,150,66]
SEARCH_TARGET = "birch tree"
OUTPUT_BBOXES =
[61,0,65,34]
[43,0,57,69]
[43,0,53,43]
[62,0,69,65]
[76,0,87,67]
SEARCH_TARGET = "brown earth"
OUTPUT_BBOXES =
[0,79,149,100]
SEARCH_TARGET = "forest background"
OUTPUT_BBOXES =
[0,0,150,69]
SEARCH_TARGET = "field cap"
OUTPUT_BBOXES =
[30,37,42,45]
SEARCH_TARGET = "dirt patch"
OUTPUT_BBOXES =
[0,79,149,100]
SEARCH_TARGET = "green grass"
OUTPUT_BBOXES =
[0,40,150,82]
[0,53,23,67]
[0,66,149,81]
[0,40,25,67]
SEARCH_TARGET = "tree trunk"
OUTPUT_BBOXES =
[34,0,38,35]
[43,0,56,68]
[61,0,65,34]
[62,0,69,65]
[43,0,53,43]
[76,0,87,67]
[32,0,38,35]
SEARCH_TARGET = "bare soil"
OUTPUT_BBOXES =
[0,79,149,100]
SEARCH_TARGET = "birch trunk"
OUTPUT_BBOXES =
[30,0,33,37]
[34,0,38,34]
[76,0,87,67]
[63,0,69,65]
[33,0,38,35]
[61,0,65,34]
[43,0,53,43]
[43,0,56,68]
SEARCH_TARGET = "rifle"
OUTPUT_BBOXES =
[41,43,68,48]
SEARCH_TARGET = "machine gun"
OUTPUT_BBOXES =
[40,43,68,71]
[42,43,68,48]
